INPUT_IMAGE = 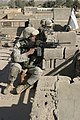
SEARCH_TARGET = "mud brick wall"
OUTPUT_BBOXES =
[65,46,77,59]
[54,8,71,21]
[53,8,71,26]
[43,47,63,69]
[56,31,76,46]
[30,19,41,29]
[43,31,78,77]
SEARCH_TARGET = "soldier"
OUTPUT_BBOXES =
[37,19,47,42]
[4,27,43,95]
[45,19,54,34]
[37,19,54,42]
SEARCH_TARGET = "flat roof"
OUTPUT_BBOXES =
[0,19,28,22]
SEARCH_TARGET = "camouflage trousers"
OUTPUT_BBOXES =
[9,63,43,86]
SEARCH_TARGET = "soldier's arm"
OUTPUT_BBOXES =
[12,42,29,63]
[12,42,35,63]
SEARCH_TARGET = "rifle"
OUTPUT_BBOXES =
[21,40,71,56]
[37,40,71,48]
[14,36,71,49]
[21,40,71,49]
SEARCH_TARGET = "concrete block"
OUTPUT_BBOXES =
[56,31,76,46]
[70,81,80,100]
[1,27,25,38]
[13,13,28,20]
[58,78,71,100]
[1,27,18,38]
[30,19,41,29]
[44,48,63,60]
[31,76,57,120]
[54,8,71,21]
[55,59,65,68]
[24,7,37,14]
[74,100,80,120]
[58,79,73,120]
[59,99,75,120]
[65,46,77,58]
[76,34,80,47]
[31,76,80,120]
[42,59,54,69]
[54,20,68,26]
[37,76,57,89]
[7,13,15,19]
[34,12,53,20]
[0,13,7,19]
[58,78,80,120]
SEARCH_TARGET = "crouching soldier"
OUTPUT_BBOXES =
[3,27,43,95]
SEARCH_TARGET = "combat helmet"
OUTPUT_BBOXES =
[23,27,39,38]
[45,19,53,27]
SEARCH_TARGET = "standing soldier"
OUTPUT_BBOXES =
[37,19,47,42]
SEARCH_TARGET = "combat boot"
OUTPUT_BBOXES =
[3,82,14,95]
[4,65,20,95]
[16,82,30,94]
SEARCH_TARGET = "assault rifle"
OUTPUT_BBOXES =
[37,40,71,48]
[21,40,71,56]
[21,40,71,49]
[14,37,71,49]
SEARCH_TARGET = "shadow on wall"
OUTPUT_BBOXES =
[46,53,77,79]
[56,61,76,78]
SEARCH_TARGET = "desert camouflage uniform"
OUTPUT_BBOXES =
[4,27,43,94]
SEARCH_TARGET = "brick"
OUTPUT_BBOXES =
[44,48,63,60]
[31,76,57,120]
[54,8,71,21]
[56,31,76,46]
[55,59,65,68]
[58,77,80,120]
[65,46,77,58]
[42,59,54,69]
